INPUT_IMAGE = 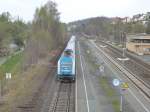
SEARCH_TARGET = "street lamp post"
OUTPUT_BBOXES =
[123,48,126,58]
[117,32,129,66]
[122,32,126,58]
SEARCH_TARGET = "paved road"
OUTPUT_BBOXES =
[76,40,115,112]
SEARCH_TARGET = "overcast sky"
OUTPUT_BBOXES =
[0,0,150,23]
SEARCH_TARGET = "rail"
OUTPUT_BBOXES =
[49,82,73,112]
[91,40,150,99]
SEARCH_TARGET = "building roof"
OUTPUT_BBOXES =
[127,34,150,40]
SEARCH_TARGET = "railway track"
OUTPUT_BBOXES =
[97,41,150,87]
[99,41,150,70]
[103,41,150,69]
[90,40,150,99]
[16,48,68,112]
[49,82,75,112]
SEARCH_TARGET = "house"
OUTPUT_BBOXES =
[126,34,150,55]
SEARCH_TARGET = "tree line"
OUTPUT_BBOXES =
[0,12,28,55]
[23,0,67,69]
[69,16,150,43]
[0,1,67,70]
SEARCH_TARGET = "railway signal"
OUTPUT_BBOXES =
[121,82,129,91]
[112,79,129,112]
[112,78,120,86]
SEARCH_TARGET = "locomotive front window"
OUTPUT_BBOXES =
[64,50,73,56]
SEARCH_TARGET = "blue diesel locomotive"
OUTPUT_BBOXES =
[57,36,76,81]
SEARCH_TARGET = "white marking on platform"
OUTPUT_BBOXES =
[128,89,150,112]
[78,42,90,112]
[75,50,78,112]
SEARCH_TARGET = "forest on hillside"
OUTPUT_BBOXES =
[69,15,150,42]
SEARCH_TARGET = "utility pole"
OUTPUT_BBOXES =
[122,32,126,58]
[120,86,123,112]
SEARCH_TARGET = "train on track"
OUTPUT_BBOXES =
[57,36,76,81]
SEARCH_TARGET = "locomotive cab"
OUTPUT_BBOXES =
[64,49,73,57]
[58,49,74,80]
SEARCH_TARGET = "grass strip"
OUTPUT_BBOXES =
[100,77,120,112]
[81,40,120,112]
[0,53,22,78]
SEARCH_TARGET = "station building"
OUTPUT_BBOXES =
[126,34,150,55]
